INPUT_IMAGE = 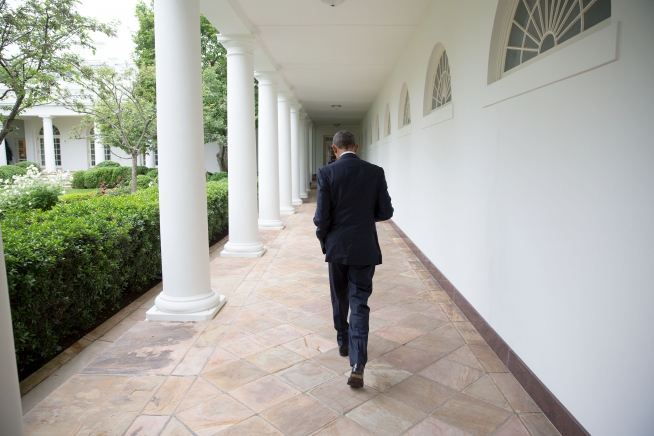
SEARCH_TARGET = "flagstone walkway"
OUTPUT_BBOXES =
[22,189,560,436]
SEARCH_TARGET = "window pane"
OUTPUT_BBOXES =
[515,0,530,27]
[540,33,556,53]
[508,24,525,48]
[504,49,522,71]
[522,50,538,63]
[90,139,95,167]
[558,2,581,39]
[39,138,45,166]
[558,18,582,44]
[583,0,610,29]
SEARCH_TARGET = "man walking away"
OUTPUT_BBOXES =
[313,130,394,388]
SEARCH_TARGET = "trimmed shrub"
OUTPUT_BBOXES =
[147,168,158,178]
[0,165,27,183]
[15,161,41,171]
[95,160,120,168]
[71,170,86,189]
[111,166,132,185]
[83,168,114,189]
[5,182,229,366]
[208,172,228,182]
[136,174,153,190]
[59,192,95,203]
[136,165,149,176]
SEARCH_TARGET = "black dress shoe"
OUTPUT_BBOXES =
[339,345,349,357]
[347,364,365,388]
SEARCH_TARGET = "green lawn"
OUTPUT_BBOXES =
[61,188,96,195]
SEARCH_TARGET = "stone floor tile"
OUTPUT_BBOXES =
[430,290,453,303]
[445,345,485,371]
[490,373,541,413]
[211,306,239,325]
[362,360,412,392]
[247,299,289,314]
[234,315,284,333]
[374,324,425,344]
[245,346,304,373]
[143,376,195,415]
[218,325,251,344]
[173,346,214,375]
[312,417,376,435]
[276,360,335,391]
[406,416,473,436]
[297,298,332,313]
[453,322,488,348]
[124,415,169,436]
[23,375,165,436]
[201,347,239,374]
[220,334,276,358]
[311,347,353,374]
[291,315,334,332]
[395,299,434,313]
[377,345,441,373]
[274,292,314,306]
[308,375,378,413]
[433,393,513,436]
[519,413,561,436]
[346,393,426,436]
[373,306,415,322]
[267,307,312,323]
[494,415,531,436]
[420,304,450,321]
[386,375,458,413]
[463,375,511,410]
[367,334,403,360]
[194,323,229,347]
[399,313,449,332]
[256,323,308,345]
[218,416,283,435]
[469,345,509,373]
[441,302,468,321]
[202,359,267,392]
[261,394,340,436]
[229,374,299,413]
[176,393,254,435]
[406,323,465,358]
[176,377,223,414]
[160,417,193,436]
[282,333,338,358]
[98,317,139,342]
[419,358,485,391]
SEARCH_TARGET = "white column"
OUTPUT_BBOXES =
[41,116,56,172]
[309,123,315,184]
[278,92,295,215]
[146,0,224,321]
[93,124,105,165]
[255,71,284,230]
[0,139,7,166]
[218,34,266,258]
[305,119,312,192]
[299,112,308,199]
[290,104,303,206]
[146,149,156,168]
[0,229,24,436]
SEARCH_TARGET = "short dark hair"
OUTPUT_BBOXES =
[333,130,356,149]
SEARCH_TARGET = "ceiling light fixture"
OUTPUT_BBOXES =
[334,124,341,127]
[331,104,341,110]
[321,0,345,7]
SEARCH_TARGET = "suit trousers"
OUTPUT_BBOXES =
[328,263,375,366]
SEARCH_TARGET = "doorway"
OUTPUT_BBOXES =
[324,135,335,164]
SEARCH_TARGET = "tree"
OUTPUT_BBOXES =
[132,1,232,172]
[0,0,115,143]
[56,65,157,193]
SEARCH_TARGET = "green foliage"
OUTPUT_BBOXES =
[132,1,156,68]
[15,161,41,171]
[71,170,86,189]
[5,182,229,366]
[0,0,115,144]
[111,167,132,185]
[136,165,149,176]
[95,161,120,168]
[208,172,228,182]
[59,192,95,203]
[0,167,64,214]
[0,165,27,183]
[136,174,153,190]
[83,168,114,189]
[147,168,158,178]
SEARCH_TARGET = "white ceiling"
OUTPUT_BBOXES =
[202,0,434,124]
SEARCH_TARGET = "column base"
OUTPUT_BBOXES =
[300,192,308,199]
[280,206,296,215]
[258,219,285,230]
[292,198,303,206]
[220,241,267,258]
[146,290,225,322]
[220,247,267,258]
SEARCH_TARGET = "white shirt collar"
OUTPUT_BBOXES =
[340,151,356,157]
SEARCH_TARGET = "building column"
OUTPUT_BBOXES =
[146,0,224,321]
[0,139,7,166]
[0,229,24,436]
[309,123,315,183]
[218,34,266,258]
[255,71,284,230]
[305,119,312,191]
[278,92,295,215]
[41,116,56,172]
[299,112,308,199]
[146,149,156,168]
[290,104,303,206]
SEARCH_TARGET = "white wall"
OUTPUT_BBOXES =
[204,142,221,173]
[361,1,654,434]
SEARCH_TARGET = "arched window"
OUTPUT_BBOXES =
[369,123,372,145]
[503,0,611,73]
[384,104,391,137]
[398,83,411,128]
[89,128,96,167]
[423,43,452,116]
[374,116,380,142]
[38,125,61,167]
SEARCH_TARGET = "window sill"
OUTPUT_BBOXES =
[421,103,453,129]
[483,21,619,107]
[397,124,412,138]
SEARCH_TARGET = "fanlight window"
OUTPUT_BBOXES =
[38,125,61,167]
[374,116,379,142]
[432,50,452,111]
[403,94,411,126]
[384,105,391,137]
[504,0,611,72]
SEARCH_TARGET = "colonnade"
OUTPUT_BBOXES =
[146,0,314,321]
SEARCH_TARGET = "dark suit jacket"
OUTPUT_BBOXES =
[313,153,394,265]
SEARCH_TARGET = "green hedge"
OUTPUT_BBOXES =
[4,182,228,366]
[83,168,114,189]
[95,161,120,168]
[208,172,228,182]
[111,167,131,185]
[0,165,27,183]
[71,171,86,189]
[59,192,95,203]
[136,174,153,190]
[14,161,41,171]
[136,166,149,176]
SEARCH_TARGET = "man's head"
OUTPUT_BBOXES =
[332,130,359,159]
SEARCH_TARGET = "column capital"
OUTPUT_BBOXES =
[290,103,302,113]
[299,112,308,120]
[254,71,279,86]
[278,91,294,102]
[40,115,53,120]
[216,34,257,55]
